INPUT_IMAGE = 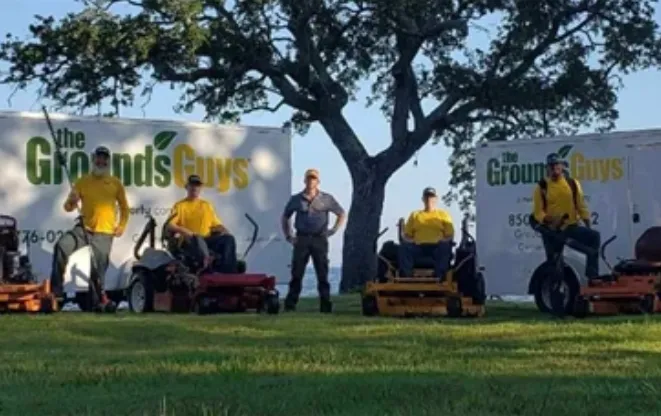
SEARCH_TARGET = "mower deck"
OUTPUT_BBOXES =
[362,276,485,318]
[0,280,57,313]
[574,274,661,316]
[153,273,279,314]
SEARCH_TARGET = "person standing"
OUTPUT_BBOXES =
[281,169,346,313]
[50,146,130,313]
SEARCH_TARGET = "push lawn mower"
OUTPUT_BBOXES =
[572,227,661,317]
[127,213,280,315]
[361,216,486,318]
[0,215,57,313]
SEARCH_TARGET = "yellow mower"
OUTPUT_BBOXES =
[361,216,485,317]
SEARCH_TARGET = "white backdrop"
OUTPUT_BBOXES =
[475,130,661,296]
[0,111,292,284]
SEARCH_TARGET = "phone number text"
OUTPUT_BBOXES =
[508,212,600,227]
[19,229,67,244]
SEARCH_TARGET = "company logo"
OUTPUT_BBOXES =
[25,128,250,193]
[486,144,624,186]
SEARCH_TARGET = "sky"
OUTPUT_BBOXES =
[0,0,660,265]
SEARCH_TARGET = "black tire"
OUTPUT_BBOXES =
[473,272,486,305]
[39,299,55,314]
[193,297,209,315]
[361,295,378,316]
[75,292,92,312]
[265,294,280,315]
[533,264,578,315]
[573,297,589,318]
[236,260,246,274]
[447,297,462,318]
[640,294,656,314]
[128,271,154,313]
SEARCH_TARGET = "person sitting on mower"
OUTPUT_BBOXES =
[399,187,454,279]
[51,146,130,313]
[531,153,601,278]
[166,174,238,273]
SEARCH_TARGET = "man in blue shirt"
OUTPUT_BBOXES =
[281,169,346,313]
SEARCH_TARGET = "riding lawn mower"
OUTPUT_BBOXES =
[127,213,280,315]
[0,215,57,313]
[361,216,486,318]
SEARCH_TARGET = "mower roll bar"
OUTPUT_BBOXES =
[600,235,617,272]
[241,213,259,260]
[0,215,17,228]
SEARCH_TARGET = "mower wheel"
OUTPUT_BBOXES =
[361,295,378,316]
[573,297,589,318]
[473,272,487,305]
[128,271,154,313]
[265,294,280,315]
[640,294,656,314]
[39,299,55,314]
[447,297,462,318]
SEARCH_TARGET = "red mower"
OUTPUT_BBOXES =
[127,213,280,315]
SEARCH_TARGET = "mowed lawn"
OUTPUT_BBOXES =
[2,297,661,416]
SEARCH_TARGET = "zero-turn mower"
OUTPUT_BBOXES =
[361,216,486,318]
[572,226,661,317]
[0,215,57,313]
[127,213,280,315]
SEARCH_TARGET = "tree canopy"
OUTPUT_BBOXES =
[2,0,660,289]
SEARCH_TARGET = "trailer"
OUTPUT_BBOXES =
[475,129,661,312]
[0,111,292,309]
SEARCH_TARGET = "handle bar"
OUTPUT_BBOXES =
[600,235,617,272]
[0,215,16,228]
[134,216,157,260]
[242,213,259,260]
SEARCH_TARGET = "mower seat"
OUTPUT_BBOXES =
[613,259,661,275]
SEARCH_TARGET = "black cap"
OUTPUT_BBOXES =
[93,146,110,157]
[422,187,437,197]
[546,153,563,166]
[187,174,203,186]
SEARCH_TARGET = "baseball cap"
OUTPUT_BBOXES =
[187,174,203,186]
[93,146,110,157]
[422,187,437,197]
[305,168,319,179]
[546,153,562,165]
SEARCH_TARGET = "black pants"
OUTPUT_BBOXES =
[285,234,329,306]
[50,225,113,298]
[541,224,601,278]
[398,241,452,278]
[183,233,238,273]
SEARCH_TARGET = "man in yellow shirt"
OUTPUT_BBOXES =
[167,174,237,273]
[51,146,130,312]
[399,187,454,278]
[531,153,601,278]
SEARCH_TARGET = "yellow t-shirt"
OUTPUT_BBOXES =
[403,209,455,244]
[532,176,590,227]
[65,174,129,234]
[170,198,222,237]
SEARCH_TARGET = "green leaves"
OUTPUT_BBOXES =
[153,131,177,150]
[557,145,573,159]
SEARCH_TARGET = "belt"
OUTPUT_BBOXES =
[296,231,325,237]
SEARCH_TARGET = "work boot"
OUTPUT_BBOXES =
[284,302,296,312]
[320,299,333,313]
[94,293,117,313]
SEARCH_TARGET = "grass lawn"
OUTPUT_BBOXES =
[2,297,661,416]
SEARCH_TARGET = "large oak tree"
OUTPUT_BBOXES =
[2,0,660,290]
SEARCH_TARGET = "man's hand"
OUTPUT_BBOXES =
[67,190,80,205]
[542,214,553,223]
[179,228,194,239]
[323,228,337,238]
[113,226,125,237]
[210,225,228,235]
[286,235,296,245]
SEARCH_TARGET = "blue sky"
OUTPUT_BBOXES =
[1,0,660,265]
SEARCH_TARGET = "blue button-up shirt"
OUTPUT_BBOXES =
[283,191,345,235]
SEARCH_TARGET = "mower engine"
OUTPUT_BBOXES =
[0,216,35,284]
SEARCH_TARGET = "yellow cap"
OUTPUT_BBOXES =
[305,168,319,179]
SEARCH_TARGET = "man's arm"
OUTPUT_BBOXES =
[115,181,130,235]
[63,180,82,212]
[166,203,192,237]
[281,197,296,240]
[208,203,229,234]
[575,180,591,227]
[441,211,455,241]
[402,213,416,242]
[532,185,548,224]
[327,195,346,235]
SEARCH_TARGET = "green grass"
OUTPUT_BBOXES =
[2,297,661,416]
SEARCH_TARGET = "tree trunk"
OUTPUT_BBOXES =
[339,170,387,293]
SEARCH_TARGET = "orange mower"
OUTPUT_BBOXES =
[573,227,661,317]
[0,215,57,313]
